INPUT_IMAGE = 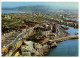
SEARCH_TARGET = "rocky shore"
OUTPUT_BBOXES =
[21,40,57,56]
[20,34,78,56]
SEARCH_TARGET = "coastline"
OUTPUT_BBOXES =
[19,33,78,56]
[1,11,78,56]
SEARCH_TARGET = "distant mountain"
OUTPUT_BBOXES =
[2,5,78,15]
[2,5,78,11]
[2,5,51,12]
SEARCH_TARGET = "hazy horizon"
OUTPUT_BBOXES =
[2,2,78,10]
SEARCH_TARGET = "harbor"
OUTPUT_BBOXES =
[1,17,78,56]
[1,2,78,56]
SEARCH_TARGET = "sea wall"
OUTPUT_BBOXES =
[53,35,78,42]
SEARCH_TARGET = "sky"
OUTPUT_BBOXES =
[2,2,78,9]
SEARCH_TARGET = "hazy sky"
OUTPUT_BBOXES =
[2,2,78,9]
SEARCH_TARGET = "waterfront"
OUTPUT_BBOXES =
[1,10,78,56]
[46,39,78,56]
[46,27,78,56]
[1,2,78,56]
[1,11,78,56]
[66,18,78,21]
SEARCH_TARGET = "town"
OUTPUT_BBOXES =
[1,11,78,56]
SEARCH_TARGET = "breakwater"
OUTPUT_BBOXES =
[53,35,78,42]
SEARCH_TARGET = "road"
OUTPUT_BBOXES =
[7,25,38,47]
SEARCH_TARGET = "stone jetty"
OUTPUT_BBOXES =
[53,35,78,42]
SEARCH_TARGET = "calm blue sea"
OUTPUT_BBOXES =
[2,10,20,14]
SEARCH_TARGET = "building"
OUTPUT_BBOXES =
[41,30,51,36]
[21,41,34,56]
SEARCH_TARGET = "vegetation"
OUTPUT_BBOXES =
[2,6,78,33]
